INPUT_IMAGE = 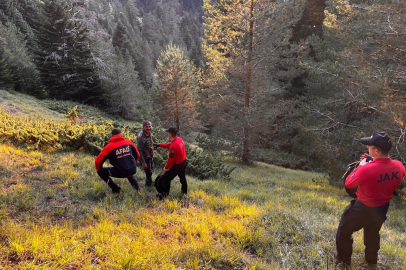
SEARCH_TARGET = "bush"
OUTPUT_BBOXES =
[0,108,138,155]
[185,144,236,181]
[152,134,236,181]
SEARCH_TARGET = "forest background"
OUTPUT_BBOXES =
[1,0,405,182]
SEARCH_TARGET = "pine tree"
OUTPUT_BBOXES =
[202,0,301,162]
[35,0,102,103]
[102,48,147,119]
[112,20,133,55]
[0,47,14,90]
[0,21,43,96]
[156,43,199,131]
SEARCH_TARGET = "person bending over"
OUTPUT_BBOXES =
[95,128,140,193]
[154,126,187,198]
[335,132,405,268]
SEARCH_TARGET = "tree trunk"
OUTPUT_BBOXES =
[242,0,254,163]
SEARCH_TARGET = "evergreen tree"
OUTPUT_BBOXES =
[202,0,302,162]
[35,0,102,103]
[0,47,14,90]
[156,43,199,131]
[0,21,43,96]
[102,48,147,119]
[112,20,133,55]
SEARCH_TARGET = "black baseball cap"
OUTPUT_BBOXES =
[143,120,151,127]
[112,128,122,135]
[165,126,178,135]
[360,132,392,152]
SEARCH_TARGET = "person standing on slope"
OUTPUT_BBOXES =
[154,126,188,199]
[95,128,140,193]
[137,120,155,187]
[335,132,405,268]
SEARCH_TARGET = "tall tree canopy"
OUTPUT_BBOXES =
[156,44,199,131]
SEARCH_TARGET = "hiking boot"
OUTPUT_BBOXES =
[367,264,379,270]
[146,181,153,187]
[107,177,121,193]
[112,186,121,194]
[329,252,351,270]
[156,192,168,200]
[127,176,139,191]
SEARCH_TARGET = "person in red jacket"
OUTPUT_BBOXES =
[95,128,140,193]
[154,126,187,198]
[335,132,405,268]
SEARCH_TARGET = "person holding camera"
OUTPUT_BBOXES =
[95,128,140,193]
[137,120,155,187]
[335,132,405,268]
[153,126,188,199]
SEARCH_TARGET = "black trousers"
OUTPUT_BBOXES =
[162,160,188,196]
[143,158,153,186]
[336,199,389,265]
[97,166,139,192]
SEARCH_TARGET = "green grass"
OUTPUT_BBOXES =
[1,90,406,269]
[0,143,406,269]
[0,90,65,120]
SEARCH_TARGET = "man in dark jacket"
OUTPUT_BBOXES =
[154,126,187,198]
[335,132,405,268]
[95,128,140,193]
[137,120,154,186]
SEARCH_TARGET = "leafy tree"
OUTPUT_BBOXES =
[156,43,199,131]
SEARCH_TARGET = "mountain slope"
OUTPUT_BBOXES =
[0,91,405,269]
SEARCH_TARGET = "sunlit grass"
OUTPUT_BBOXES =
[0,143,405,269]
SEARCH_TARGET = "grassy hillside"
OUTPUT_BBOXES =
[0,91,406,269]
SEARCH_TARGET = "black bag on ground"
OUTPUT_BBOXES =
[154,173,168,194]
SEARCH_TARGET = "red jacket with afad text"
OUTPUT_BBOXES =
[95,134,140,172]
[160,137,187,170]
[346,157,405,207]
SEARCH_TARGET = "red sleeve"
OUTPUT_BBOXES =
[130,141,140,162]
[345,166,368,188]
[95,145,111,171]
[164,145,175,170]
[160,142,172,148]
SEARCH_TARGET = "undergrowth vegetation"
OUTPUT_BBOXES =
[1,143,406,269]
[1,92,406,269]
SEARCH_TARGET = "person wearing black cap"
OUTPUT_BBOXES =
[95,128,140,193]
[137,121,155,187]
[154,126,188,198]
[335,132,405,268]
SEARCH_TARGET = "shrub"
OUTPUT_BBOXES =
[152,134,236,181]
[0,108,137,155]
[185,144,236,181]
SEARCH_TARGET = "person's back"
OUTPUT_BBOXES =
[336,132,406,267]
[95,128,140,193]
[346,157,405,207]
[96,134,138,175]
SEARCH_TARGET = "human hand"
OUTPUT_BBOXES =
[360,153,368,161]
[153,143,160,149]
[142,163,148,169]
[359,158,368,166]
